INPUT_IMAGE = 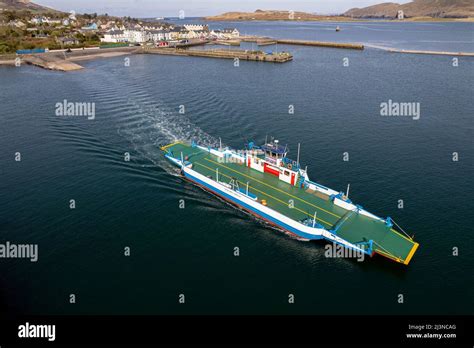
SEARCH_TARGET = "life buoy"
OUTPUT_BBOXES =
[280,161,284,167]
[287,163,292,170]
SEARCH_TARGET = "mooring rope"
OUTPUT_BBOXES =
[392,218,413,240]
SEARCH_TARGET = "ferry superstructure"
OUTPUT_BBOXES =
[161,139,419,265]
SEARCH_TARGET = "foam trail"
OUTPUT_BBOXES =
[116,96,220,169]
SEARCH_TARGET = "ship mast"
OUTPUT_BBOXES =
[297,143,301,166]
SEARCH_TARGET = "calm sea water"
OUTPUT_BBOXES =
[0,21,473,315]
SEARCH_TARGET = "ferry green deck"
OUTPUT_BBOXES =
[163,142,419,265]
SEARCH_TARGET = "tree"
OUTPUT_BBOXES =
[4,11,17,22]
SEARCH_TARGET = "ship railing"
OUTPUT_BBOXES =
[305,180,332,192]
[300,217,323,229]
[236,187,258,201]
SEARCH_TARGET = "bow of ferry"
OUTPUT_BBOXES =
[161,140,419,265]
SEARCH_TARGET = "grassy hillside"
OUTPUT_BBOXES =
[0,0,63,14]
[205,9,351,21]
[345,0,474,18]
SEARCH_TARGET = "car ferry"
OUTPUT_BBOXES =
[161,139,419,265]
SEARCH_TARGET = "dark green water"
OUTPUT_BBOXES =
[0,21,473,315]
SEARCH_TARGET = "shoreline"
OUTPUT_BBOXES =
[204,17,474,23]
[1,35,473,72]
[0,47,136,71]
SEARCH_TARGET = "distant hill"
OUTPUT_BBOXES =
[0,0,63,13]
[344,0,474,19]
[205,9,350,21]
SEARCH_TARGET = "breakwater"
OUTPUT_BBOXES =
[140,47,293,63]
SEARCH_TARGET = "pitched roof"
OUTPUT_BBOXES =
[107,29,124,35]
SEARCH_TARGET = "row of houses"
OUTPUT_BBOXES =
[27,15,120,32]
[183,24,208,31]
[101,26,240,44]
[30,16,63,25]
[211,28,240,39]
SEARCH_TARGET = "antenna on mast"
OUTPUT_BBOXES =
[346,183,350,199]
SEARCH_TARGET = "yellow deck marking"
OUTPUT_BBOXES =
[390,228,415,244]
[374,248,403,263]
[194,162,334,227]
[204,157,341,219]
[161,141,183,151]
[403,242,419,265]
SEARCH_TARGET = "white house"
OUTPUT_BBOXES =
[184,24,208,31]
[194,30,209,38]
[143,24,164,31]
[59,37,80,46]
[210,29,224,39]
[101,29,128,43]
[168,29,181,40]
[221,28,240,38]
[397,10,404,20]
[8,20,26,28]
[126,29,148,43]
[102,29,149,44]
[81,23,98,31]
[30,16,41,24]
[30,16,45,24]
[177,29,192,39]
[147,30,171,42]
[46,18,61,25]
[31,16,61,25]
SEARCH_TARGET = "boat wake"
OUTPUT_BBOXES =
[70,67,220,175]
